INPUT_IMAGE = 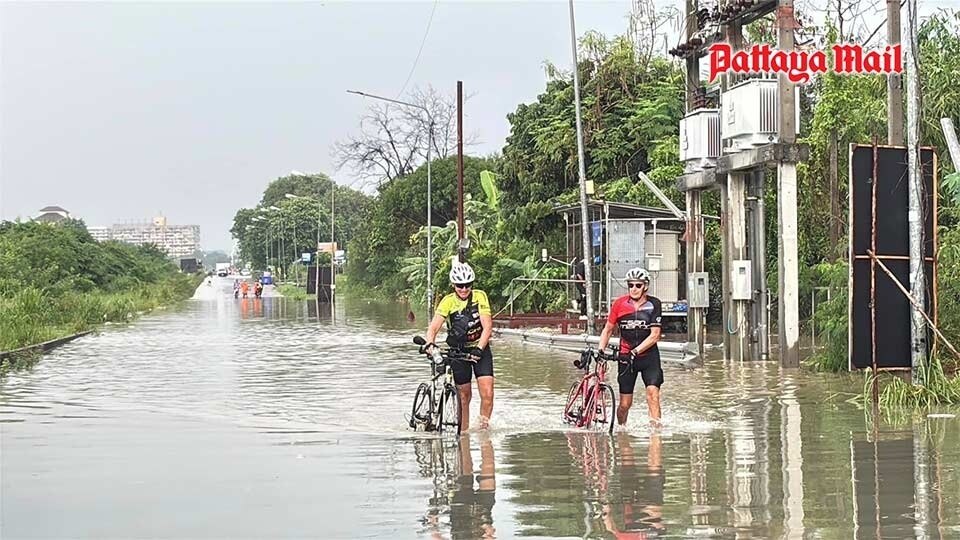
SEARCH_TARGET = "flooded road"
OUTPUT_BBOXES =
[2,281,959,538]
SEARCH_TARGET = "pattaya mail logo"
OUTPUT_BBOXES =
[708,43,903,84]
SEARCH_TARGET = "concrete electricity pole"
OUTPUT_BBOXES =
[904,0,926,380]
[777,0,800,367]
[887,0,904,146]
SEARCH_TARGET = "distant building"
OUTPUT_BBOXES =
[86,226,111,242]
[86,216,201,259]
[34,205,72,223]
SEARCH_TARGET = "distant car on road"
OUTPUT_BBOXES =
[216,262,230,277]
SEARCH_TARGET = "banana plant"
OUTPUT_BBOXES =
[497,255,568,313]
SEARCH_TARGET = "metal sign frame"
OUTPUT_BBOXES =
[848,143,938,371]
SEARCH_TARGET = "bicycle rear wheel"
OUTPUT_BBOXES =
[563,381,586,425]
[410,383,433,430]
[437,384,462,436]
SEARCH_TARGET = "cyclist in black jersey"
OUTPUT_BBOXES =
[598,267,664,427]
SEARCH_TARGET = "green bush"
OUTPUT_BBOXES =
[0,221,200,352]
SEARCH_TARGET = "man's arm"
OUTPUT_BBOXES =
[424,314,446,348]
[475,291,494,350]
[631,327,662,356]
[597,321,616,352]
[478,313,493,350]
[631,298,662,355]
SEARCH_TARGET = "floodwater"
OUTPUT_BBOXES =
[2,277,959,539]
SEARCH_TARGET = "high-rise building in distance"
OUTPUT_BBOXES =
[86,216,200,259]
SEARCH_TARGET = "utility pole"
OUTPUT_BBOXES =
[568,0,596,334]
[684,0,707,358]
[721,21,749,362]
[904,0,926,380]
[777,0,800,367]
[316,190,321,301]
[330,178,336,303]
[943,118,960,167]
[279,214,284,282]
[457,81,466,263]
[829,128,840,255]
[426,118,434,316]
[887,0,904,146]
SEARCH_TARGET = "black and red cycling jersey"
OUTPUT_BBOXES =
[607,295,663,355]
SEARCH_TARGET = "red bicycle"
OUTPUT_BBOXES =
[563,348,617,434]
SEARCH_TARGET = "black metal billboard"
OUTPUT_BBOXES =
[848,144,937,370]
[306,266,333,302]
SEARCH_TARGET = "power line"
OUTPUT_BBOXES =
[396,0,439,99]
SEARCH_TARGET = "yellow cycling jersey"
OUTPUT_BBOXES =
[436,290,491,346]
[435,290,492,318]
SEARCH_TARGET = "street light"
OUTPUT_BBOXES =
[286,191,324,297]
[258,208,279,279]
[567,0,597,334]
[267,206,282,281]
[347,89,434,318]
[286,171,335,302]
[251,216,270,272]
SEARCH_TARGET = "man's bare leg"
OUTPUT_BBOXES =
[617,393,634,425]
[646,386,661,426]
[458,383,472,431]
[477,376,494,429]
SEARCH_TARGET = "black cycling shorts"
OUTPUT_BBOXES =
[617,348,664,394]
[452,346,493,385]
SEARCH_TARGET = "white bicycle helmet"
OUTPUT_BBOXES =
[449,261,476,284]
[624,267,651,283]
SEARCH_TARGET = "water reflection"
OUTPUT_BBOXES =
[852,432,916,538]
[603,432,665,537]
[417,434,497,539]
[3,287,960,539]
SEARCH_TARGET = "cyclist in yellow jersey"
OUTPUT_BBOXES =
[425,260,495,431]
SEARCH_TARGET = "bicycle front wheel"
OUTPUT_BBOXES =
[410,383,433,430]
[437,384,462,436]
[589,384,617,434]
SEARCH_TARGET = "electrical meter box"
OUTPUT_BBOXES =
[646,253,662,272]
[688,272,710,308]
[731,260,753,300]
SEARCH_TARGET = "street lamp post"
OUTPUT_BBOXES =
[251,216,269,272]
[268,206,281,280]
[330,178,335,303]
[567,0,597,334]
[347,89,434,319]
[260,207,280,279]
[286,190,324,298]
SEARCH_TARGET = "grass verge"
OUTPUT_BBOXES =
[0,273,202,353]
[862,357,960,408]
[277,283,310,300]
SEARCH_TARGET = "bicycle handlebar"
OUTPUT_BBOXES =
[413,336,469,363]
[574,347,618,370]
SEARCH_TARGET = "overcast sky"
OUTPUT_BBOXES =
[0,1,637,250]
[1,1,954,251]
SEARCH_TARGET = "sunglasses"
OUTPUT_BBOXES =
[454,282,473,289]
[627,282,646,289]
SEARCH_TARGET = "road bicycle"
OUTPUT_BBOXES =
[409,336,465,436]
[563,348,617,434]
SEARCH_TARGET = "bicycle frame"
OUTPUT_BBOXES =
[426,349,454,421]
[410,341,467,435]
[563,350,616,433]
